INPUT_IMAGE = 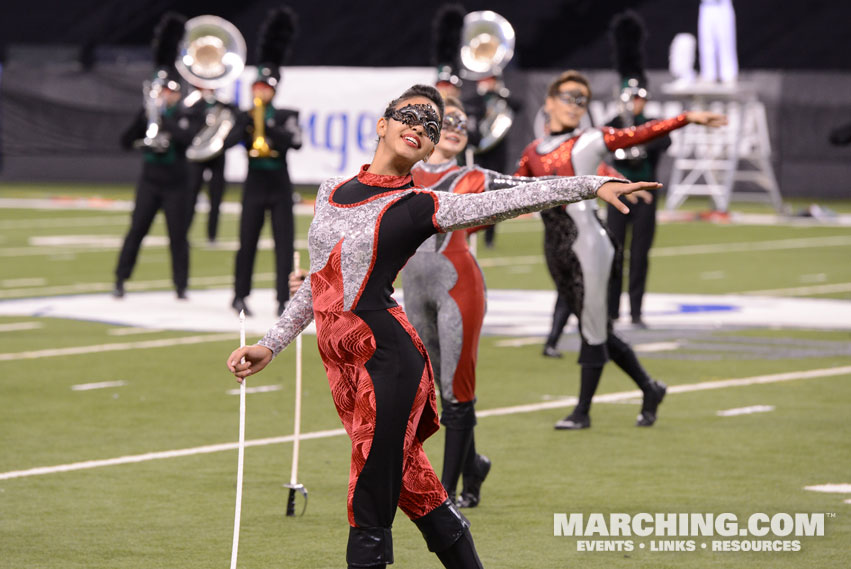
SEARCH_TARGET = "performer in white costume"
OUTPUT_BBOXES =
[699,0,739,83]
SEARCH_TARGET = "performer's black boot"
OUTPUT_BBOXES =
[347,526,392,568]
[543,294,572,358]
[436,527,484,569]
[442,427,473,502]
[555,365,602,430]
[607,334,666,426]
[414,500,483,569]
[607,334,651,390]
[458,453,490,508]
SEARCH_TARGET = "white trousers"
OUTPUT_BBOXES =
[699,1,739,82]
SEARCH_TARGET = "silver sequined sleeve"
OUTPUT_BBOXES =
[479,166,558,192]
[257,275,314,357]
[433,174,619,232]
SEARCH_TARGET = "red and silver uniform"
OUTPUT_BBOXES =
[516,115,687,362]
[257,164,613,566]
[402,161,541,410]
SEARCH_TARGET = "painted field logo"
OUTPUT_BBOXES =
[553,513,827,553]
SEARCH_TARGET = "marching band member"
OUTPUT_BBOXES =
[114,13,197,300]
[230,7,302,317]
[185,88,234,244]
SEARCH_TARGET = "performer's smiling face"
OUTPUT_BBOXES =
[546,81,590,132]
[378,96,441,163]
[436,105,468,157]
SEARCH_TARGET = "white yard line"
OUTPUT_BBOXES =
[107,327,166,336]
[0,333,236,361]
[474,235,851,269]
[1,278,48,287]
[741,282,851,297]
[803,484,851,494]
[716,405,775,417]
[71,380,127,391]
[649,235,851,257]
[0,239,308,258]
[0,274,274,299]
[0,216,128,230]
[0,321,43,332]
[2,364,849,481]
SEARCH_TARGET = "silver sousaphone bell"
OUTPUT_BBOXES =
[459,11,516,153]
[176,15,246,162]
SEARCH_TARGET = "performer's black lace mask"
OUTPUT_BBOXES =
[384,104,442,145]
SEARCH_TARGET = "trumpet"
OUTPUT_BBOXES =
[248,97,278,158]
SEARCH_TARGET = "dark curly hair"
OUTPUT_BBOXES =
[383,84,445,120]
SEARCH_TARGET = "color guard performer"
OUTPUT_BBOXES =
[227,83,658,569]
[516,70,726,429]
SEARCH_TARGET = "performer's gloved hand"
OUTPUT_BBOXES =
[597,181,663,214]
[685,111,728,128]
[227,345,274,383]
[289,268,308,296]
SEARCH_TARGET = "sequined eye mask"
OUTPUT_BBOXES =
[556,90,589,109]
[384,104,442,145]
[442,111,468,134]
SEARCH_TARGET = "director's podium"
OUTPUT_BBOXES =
[661,82,784,213]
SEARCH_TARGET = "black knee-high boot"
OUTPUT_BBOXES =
[575,365,603,416]
[436,528,484,569]
[458,430,491,508]
[607,334,651,391]
[442,427,473,500]
[607,333,666,425]
[414,500,484,569]
[556,365,602,429]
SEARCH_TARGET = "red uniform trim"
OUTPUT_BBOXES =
[357,163,413,188]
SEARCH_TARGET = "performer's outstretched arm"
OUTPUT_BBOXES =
[432,175,659,232]
[601,111,726,152]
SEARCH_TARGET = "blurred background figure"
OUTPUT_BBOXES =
[698,0,738,84]
[184,88,233,245]
[114,13,197,300]
[461,10,519,249]
[605,10,671,329]
[231,6,302,318]
[432,3,466,102]
[669,32,698,85]
[179,16,247,246]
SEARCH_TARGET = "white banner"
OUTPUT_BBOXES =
[219,66,433,185]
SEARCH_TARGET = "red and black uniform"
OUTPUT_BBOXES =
[257,165,613,567]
